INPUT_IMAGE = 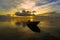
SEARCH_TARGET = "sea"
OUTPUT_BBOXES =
[0,16,60,40]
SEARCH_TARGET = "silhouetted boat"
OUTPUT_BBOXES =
[15,20,40,32]
[26,21,40,32]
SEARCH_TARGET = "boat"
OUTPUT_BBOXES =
[26,20,40,32]
[15,20,40,32]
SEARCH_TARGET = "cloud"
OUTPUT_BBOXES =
[0,0,60,14]
[35,0,58,6]
[49,1,60,12]
[0,0,58,10]
[0,0,23,11]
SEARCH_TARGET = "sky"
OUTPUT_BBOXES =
[0,0,60,15]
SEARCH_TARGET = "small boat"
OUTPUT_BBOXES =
[26,20,40,32]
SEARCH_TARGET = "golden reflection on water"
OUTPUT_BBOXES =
[0,16,41,34]
[5,19,49,33]
[0,16,49,33]
[0,16,60,38]
[11,16,37,21]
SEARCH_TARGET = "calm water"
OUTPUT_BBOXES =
[0,16,60,40]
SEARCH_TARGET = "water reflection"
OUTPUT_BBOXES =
[15,21,40,32]
[15,22,21,26]
[15,21,26,27]
[0,17,60,40]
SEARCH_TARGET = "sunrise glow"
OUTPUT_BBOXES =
[0,0,60,16]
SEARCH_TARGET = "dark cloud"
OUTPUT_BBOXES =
[36,0,58,6]
[0,0,23,10]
